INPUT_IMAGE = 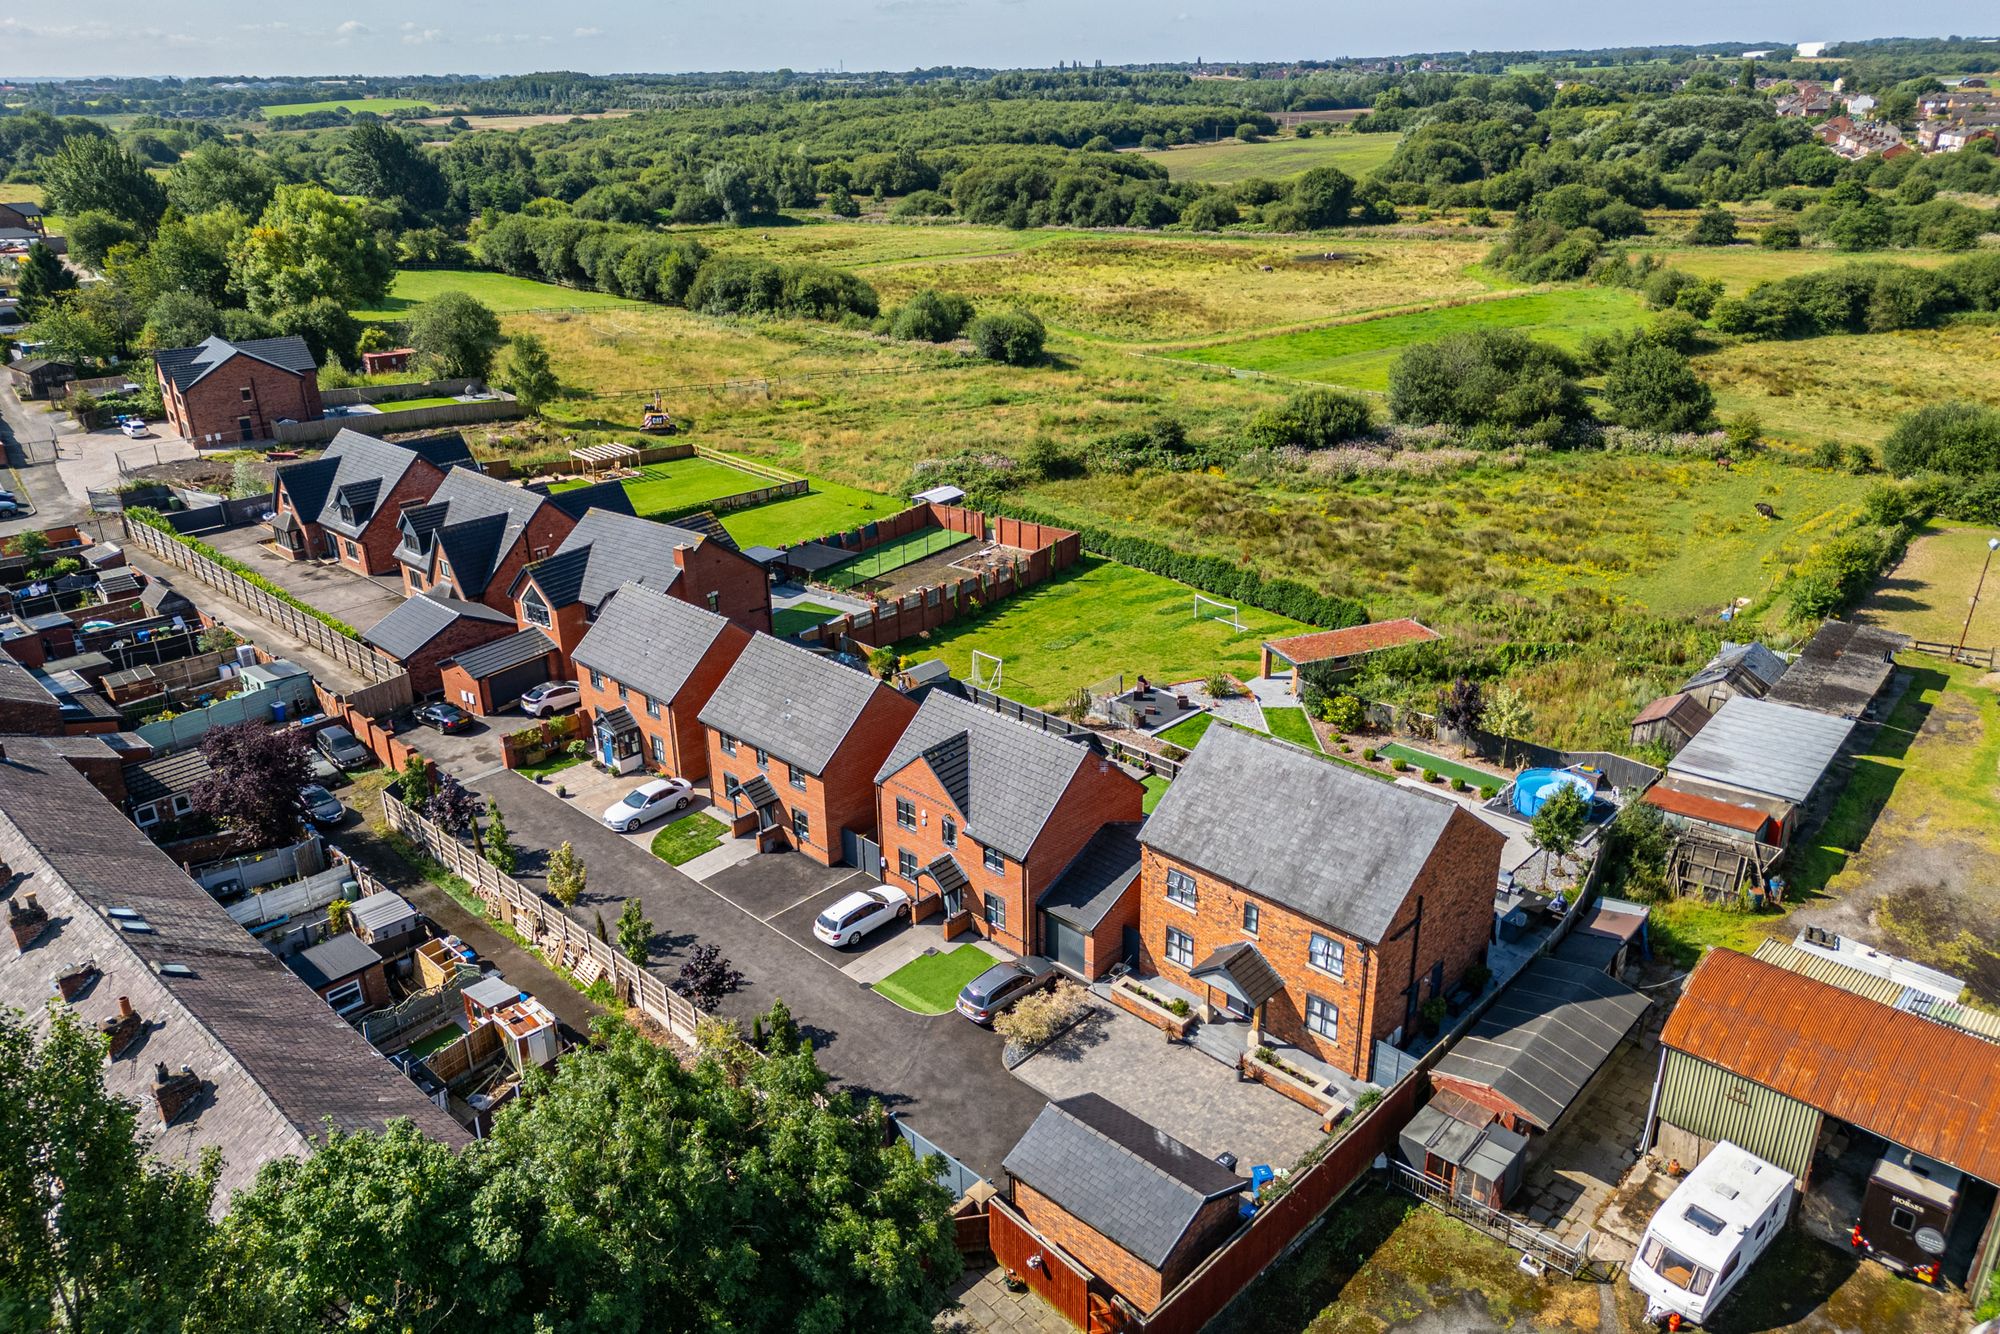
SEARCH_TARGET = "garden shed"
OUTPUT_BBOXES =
[1259,618,1440,695]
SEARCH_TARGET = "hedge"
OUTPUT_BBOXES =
[125,507,364,640]
[982,499,1369,630]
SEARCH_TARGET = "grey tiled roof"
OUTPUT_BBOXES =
[542,478,636,522]
[1140,725,1472,944]
[407,468,562,596]
[533,508,721,612]
[0,654,57,709]
[442,627,556,680]
[875,690,1097,862]
[1039,823,1145,930]
[402,432,477,471]
[155,334,316,393]
[1432,956,1650,1130]
[361,592,511,660]
[1667,696,1855,804]
[1003,1093,1244,1268]
[277,431,430,531]
[697,633,887,775]
[0,740,465,1207]
[288,933,382,989]
[1191,941,1285,1009]
[122,749,213,805]
[571,582,734,705]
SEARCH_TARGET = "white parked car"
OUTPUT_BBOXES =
[601,777,692,832]
[811,885,913,948]
[119,419,148,438]
[519,680,581,717]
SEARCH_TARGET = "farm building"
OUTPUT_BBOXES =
[1628,691,1711,756]
[1258,618,1440,695]
[1762,620,1906,721]
[1679,641,1787,712]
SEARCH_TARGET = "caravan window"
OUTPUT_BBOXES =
[1640,1237,1715,1296]
[1684,1205,1727,1236]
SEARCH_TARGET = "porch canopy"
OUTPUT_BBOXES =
[570,442,638,472]
[1190,941,1285,1011]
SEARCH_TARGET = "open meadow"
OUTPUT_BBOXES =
[1150,131,1405,184]
[259,96,440,118]
[353,270,643,321]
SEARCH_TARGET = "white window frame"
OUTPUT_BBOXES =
[1305,994,1338,1041]
[324,979,366,1016]
[170,793,193,816]
[1165,926,1194,968]
[1308,933,1345,979]
[521,586,552,627]
[1165,867,1198,909]
[134,802,160,827]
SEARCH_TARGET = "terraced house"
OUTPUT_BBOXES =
[510,507,771,670]
[571,581,753,779]
[393,469,629,612]
[698,635,917,866]
[874,690,1144,960]
[1136,725,1503,1080]
[268,430,476,573]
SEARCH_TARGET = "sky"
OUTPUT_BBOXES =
[0,3,1958,80]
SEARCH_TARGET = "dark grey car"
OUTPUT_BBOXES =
[315,724,371,770]
[955,955,1057,1025]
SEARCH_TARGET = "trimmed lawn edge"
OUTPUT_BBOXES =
[650,812,728,866]
[872,944,994,1015]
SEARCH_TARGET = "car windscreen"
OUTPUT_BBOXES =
[621,791,649,808]
[301,786,328,803]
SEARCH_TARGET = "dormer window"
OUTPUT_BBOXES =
[522,586,551,628]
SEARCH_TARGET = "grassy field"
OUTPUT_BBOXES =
[353,269,643,321]
[1152,132,1404,184]
[897,557,1311,708]
[261,96,439,118]
[872,944,991,1014]
[553,457,771,515]
[719,476,897,548]
[1641,243,1957,295]
[1167,287,1647,389]
[822,526,973,589]
[1858,525,2000,648]
[1156,711,1219,748]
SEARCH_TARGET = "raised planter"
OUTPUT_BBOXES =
[1108,976,1195,1039]
[942,909,978,941]
[1241,1050,1341,1118]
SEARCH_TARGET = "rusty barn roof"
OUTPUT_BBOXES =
[1662,950,2000,1185]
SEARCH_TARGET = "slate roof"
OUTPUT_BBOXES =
[153,334,316,393]
[1191,941,1286,1009]
[528,508,722,611]
[1039,823,1145,930]
[698,633,887,775]
[596,704,638,735]
[924,853,970,899]
[1763,621,1907,719]
[402,468,564,597]
[276,431,433,533]
[1666,696,1854,805]
[361,592,512,660]
[1433,956,1650,1130]
[1263,617,1441,666]
[542,478,636,523]
[122,749,213,805]
[443,627,556,680]
[570,581,735,704]
[402,431,478,471]
[0,740,466,1207]
[1141,725,1489,944]
[0,654,59,712]
[1003,1093,1246,1269]
[875,689,1100,862]
[288,933,382,990]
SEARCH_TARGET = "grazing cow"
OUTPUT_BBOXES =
[1754,501,1778,520]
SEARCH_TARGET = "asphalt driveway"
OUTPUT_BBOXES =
[465,767,1048,1179]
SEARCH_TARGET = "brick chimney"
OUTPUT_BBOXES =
[53,960,97,1000]
[151,1061,201,1125]
[8,892,48,951]
[101,997,142,1059]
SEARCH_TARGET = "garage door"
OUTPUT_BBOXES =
[1043,913,1086,976]
[486,656,553,712]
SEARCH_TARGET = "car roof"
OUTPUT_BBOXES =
[824,889,883,916]
[323,724,356,740]
[970,960,1026,985]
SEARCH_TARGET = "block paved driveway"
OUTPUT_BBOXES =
[465,767,1048,1179]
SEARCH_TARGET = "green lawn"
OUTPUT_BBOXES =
[1378,742,1500,788]
[351,269,643,321]
[1262,706,1323,752]
[400,1024,466,1061]
[649,812,728,866]
[1156,711,1219,748]
[261,96,438,118]
[376,396,464,412]
[872,944,995,1015]
[822,527,974,590]
[514,750,583,782]
[1167,287,1647,391]
[718,476,899,549]
[1157,132,1404,185]
[772,600,845,637]
[555,457,774,519]
[893,557,1312,709]
[1141,775,1170,814]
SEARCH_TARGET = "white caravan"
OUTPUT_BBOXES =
[1631,1142,1794,1327]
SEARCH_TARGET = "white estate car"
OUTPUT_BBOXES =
[601,777,693,832]
[811,885,913,948]
[519,680,581,717]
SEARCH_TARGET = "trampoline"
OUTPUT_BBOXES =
[1513,767,1597,818]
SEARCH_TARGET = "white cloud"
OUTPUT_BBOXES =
[335,20,369,36]
[399,21,444,44]
[572,25,603,37]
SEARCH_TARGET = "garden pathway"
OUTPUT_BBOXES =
[1171,677,1266,731]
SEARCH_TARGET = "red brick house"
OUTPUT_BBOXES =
[510,507,771,671]
[698,635,917,866]
[571,582,752,779]
[394,471,629,613]
[438,628,565,715]
[268,430,476,574]
[154,334,323,445]
[360,591,518,696]
[874,689,1143,960]
[998,1093,1248,1318]
[1137,725,1503,1081]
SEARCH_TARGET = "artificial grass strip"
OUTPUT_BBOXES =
[1262,706,1323,752]
[1377,742,1499,788]
[872,944,995,1015]
[773,600,843,637]
[649,812,728,865]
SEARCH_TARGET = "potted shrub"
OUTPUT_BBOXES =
[1420,995,1448,1035]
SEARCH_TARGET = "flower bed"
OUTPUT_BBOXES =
[1242,1046,1340,1116]
[1108,975,1195,1039]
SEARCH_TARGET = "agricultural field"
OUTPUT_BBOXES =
[896,557,1312,708]
[353,270,643,321]
[1150,131,1405,184]
[1857,525,2000,648]
[1167,287,1647,389]
[1640,243,1958,294]
[260,96,440,118]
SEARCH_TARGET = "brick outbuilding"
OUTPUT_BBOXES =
[698,635,916,866]
[874,689,1143,959]
[571,581,752,780]
[360,592,518,697]
[154,335,322,445]
[1137,725,1503,1081]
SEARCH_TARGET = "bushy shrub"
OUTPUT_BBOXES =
[1760,219,1802,250]
[1882,401,2000,477]
[886,289,975,342]
[967,308,1046,365]
[1390,757,1409,772]
[1602,343,1717,434]
[1420,767,1438,782]
[687,257,878,321]
[1387,329,1590,443]
[1246,388,1373,451]
[1687,205,1738,245]
[1362,747,1377,761]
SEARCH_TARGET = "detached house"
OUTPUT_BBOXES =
[698,635,917,865]
[394,470,629,612]
[154,334,323,445]
[269,430,476,573]
[874,689,1144,959]
[1137,726,1503,1081]
[571,581,753,779]
[511,507,771,668]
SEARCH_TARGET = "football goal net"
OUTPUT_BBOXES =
[1193,594,1245,632]
[970,651,1005,692]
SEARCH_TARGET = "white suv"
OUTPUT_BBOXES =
[519,681,581,717]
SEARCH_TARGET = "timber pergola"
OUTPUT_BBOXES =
[1261,618,1442,694]
[569,442,639,472]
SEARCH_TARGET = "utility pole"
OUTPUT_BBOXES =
[1958,536,2000,659]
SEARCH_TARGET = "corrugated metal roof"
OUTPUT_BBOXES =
[1666,696,1854,805]
[1752,940,2000,1041]
[1644,784,1774,835]
[1661,950,2000,1185]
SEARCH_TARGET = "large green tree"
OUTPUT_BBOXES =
[165,143,277,218]
[494,333,559,413]
[26,298,112,370]
[1602,342,1717,433]
[14,242,77,318]
[149,208,250,309]
[230,186,393,314]
[407,291,504,380]
[40,135,167,230]
[339,123,448,219]
[0,1007,219,1334]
